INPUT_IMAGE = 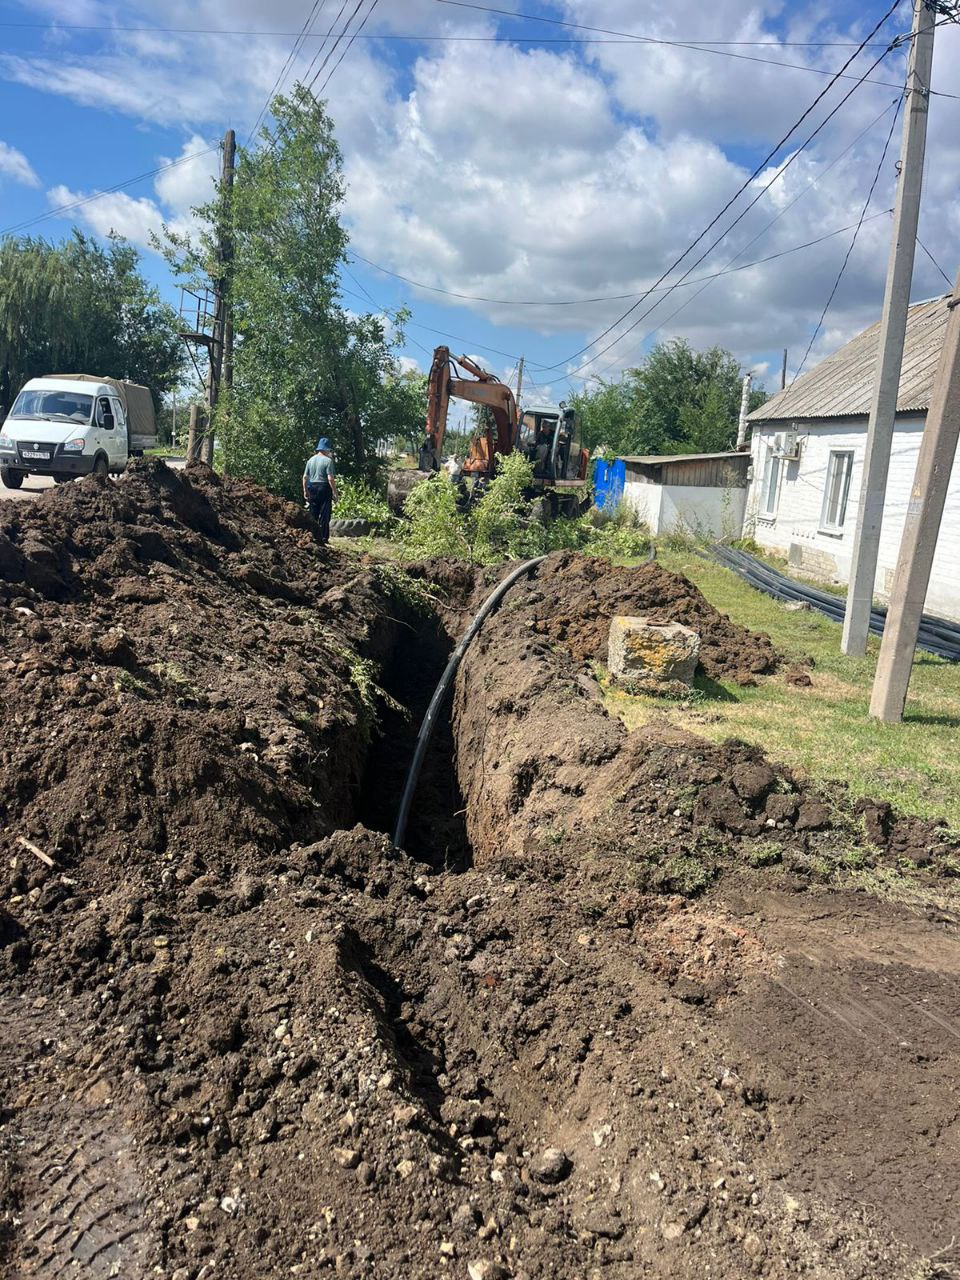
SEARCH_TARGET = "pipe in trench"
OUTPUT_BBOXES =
[391,555,547,853]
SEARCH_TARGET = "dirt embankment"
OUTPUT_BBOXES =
[1,471,959,1280]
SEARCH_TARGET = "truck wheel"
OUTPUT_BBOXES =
[330,517,372,538]
[93,455,109,479]
[0,467,23,490]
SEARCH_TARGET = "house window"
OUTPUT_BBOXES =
[820,450,853,533]
[760,446,782,518]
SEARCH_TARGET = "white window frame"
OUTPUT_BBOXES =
[819,449,853,535]
[759,444,782,519]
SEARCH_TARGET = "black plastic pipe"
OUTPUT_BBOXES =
[391,555,547,852]
[708,545,960,661]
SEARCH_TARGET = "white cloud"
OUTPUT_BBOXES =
[46,137,219,252]
[47,183,164,246]
[3,0,958,387]
[0,140,39,187]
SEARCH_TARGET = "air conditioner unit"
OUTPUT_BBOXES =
[773,430,801,461]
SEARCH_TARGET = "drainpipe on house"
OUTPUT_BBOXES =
[736,373,752,450]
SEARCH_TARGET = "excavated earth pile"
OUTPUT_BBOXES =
[1,470,959,1280]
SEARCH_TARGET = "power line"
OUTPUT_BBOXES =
[566,100,901,387]
[0,145,219,237]
[312,0,382,95]
[339,285,528,363]
[6,27,954,99]
[246,0,328,146]
[0,19,894,45]
[433,0,960,99]
[300,0,353,88]
[546,4,902,376]
[306,0,364,91]
[916,234,954,288]
[350,206,893,308]
[792,97,903,380]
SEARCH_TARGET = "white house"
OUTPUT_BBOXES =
[744,294,960,621]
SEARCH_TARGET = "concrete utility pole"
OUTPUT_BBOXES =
[841,0,936,655]
[780,348,788,391]
[515,356,524,406]
[870,270,960,723]
[200,128,236,466]
[736,372,752,449]
[186,403,201,461]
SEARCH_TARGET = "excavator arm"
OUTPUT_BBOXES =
[424,346,518,477]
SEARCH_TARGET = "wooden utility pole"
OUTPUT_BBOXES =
[200,128,236,466]
[736,372,752,449]
[870,271,960,722]
[515,356,524,406]
[841,0,936,656]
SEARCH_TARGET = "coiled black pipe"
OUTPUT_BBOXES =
[709,544,960,662]
[391,555,547,852]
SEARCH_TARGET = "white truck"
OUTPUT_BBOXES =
[0,374,157,489]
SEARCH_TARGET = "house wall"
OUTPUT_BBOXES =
[746,417,960,621]
[623,473,746,538]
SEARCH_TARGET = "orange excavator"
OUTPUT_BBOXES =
[387,345,589,515]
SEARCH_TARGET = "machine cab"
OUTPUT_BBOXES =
[518,402,586,483]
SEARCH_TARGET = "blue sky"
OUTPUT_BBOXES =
[1,0,958,410]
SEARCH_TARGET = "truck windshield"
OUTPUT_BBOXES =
[9,390,94,423]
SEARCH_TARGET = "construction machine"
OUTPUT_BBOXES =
[387,345,589,516]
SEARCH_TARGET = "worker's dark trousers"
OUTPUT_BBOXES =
[307,484,333,545]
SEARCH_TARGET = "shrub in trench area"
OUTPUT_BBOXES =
[400,453,651,563]
[334,477,393,526]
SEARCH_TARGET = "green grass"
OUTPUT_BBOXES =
[605,545,960,830]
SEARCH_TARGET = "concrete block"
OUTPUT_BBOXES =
[608,616,700,685]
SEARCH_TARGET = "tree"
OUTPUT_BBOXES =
[571,339,766,457]
[0,231,184,410]
[163,86,418,497]
[570,379,637,455]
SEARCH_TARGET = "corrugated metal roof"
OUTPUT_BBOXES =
[620,451,748,465]
[748,294,950,423]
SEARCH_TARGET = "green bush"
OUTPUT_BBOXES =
[335,477,392,524]
[471,453,546,564]
[401,472,472,558]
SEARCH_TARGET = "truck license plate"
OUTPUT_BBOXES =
[21,451,50,460]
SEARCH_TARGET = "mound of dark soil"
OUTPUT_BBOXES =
[527,552,780,684]
[0,460,400,877]
[1,473,959,1280]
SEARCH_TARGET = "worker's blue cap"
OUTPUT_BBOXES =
[316,437,331,451]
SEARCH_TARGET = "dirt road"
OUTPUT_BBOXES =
[1,461,958,1279]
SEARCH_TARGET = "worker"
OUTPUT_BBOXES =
[302,437,338,546]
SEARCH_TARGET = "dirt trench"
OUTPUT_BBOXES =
[1,469,960,1279]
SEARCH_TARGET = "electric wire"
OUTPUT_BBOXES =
[0,20,897,46]
[349,208,893,308]
[547,11,903,377]
[916,235,955,288]
[567,99,901,386]
[246,0,327,146]
[0,145,219,237]
[434,0,957,98]
[792,96,903,381]
[311,0,382,95]
[299,0,353,88]
[306,0,365,91]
